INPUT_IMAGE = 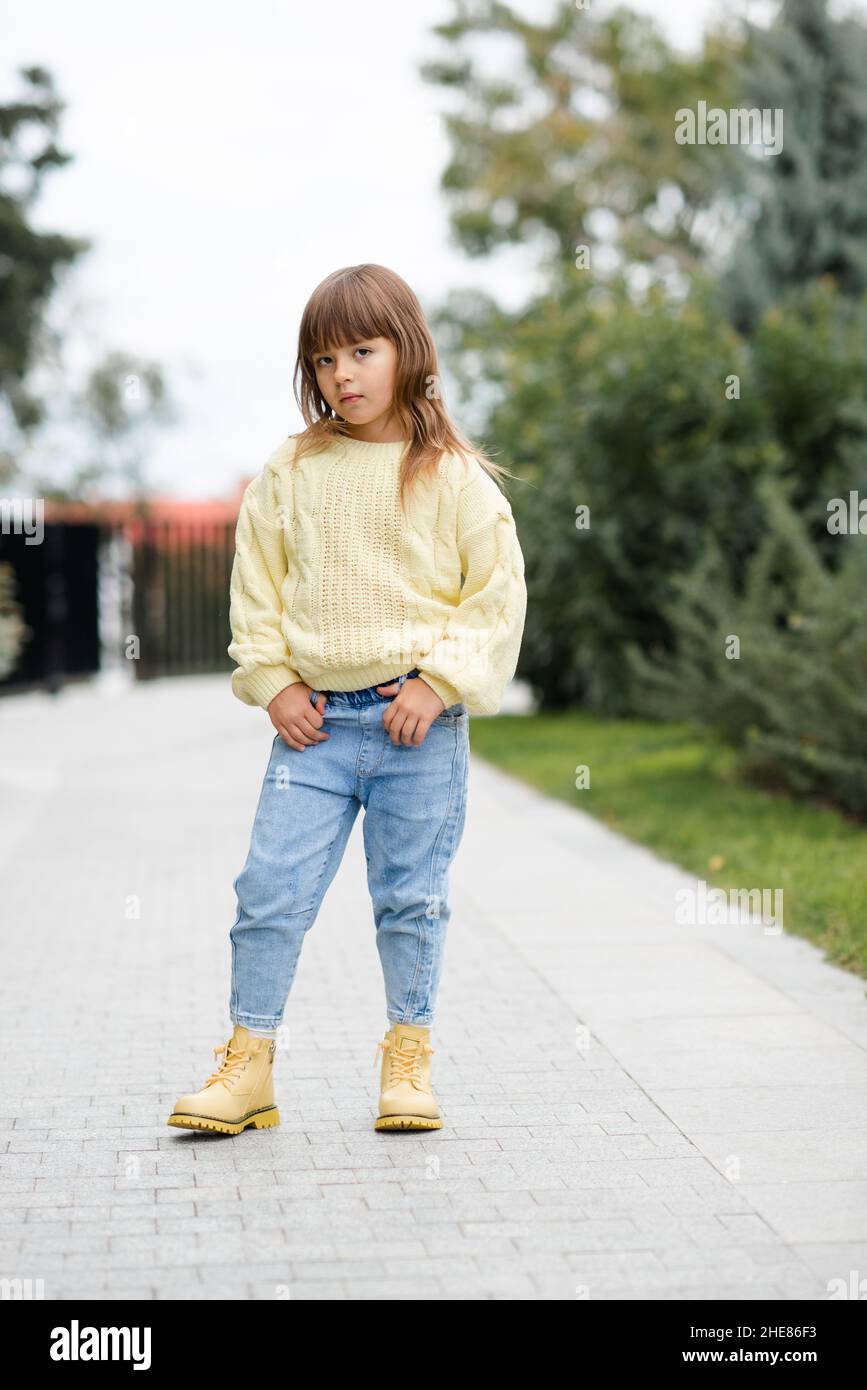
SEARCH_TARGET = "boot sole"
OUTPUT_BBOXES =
[374,1114,442,1131]
[166,1106,280,1135]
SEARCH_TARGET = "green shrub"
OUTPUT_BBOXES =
[0,561,30,682]
[624,478,867,817]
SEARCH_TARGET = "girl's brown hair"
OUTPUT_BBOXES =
[290,263,518,507]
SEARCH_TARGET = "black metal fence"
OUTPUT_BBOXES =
[131,519,236,680]
[0,522,102,694]
[0,515,239,692]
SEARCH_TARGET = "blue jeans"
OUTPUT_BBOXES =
[229,669,470,1028]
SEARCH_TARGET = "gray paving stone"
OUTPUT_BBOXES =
[2,673,865,1300]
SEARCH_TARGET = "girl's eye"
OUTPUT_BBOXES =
[314,347,372,368]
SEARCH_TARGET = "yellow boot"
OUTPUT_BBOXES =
[374,1022,442,1131]
[167,1025,280,1134]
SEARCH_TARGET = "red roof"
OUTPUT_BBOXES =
[41,479,255,533]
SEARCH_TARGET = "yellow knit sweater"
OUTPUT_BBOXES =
[227,433,527,716]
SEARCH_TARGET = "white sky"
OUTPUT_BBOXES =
[1,0,850,498]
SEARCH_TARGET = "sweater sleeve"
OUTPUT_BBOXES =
[415,465,527,716]
[227,469,304,709]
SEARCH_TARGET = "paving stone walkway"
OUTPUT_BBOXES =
[1,672,866,1300]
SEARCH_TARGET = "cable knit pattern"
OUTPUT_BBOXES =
[227,433,527,716]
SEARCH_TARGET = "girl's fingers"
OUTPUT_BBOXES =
[283,712,329,747]
[277,726,303,750]
[301,711,329,742]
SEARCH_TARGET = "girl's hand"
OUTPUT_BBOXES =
[375,677,445,746]
[268,683,329,751]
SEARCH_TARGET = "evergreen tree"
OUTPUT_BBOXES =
[724,0,867,332]
[624,475,867,817]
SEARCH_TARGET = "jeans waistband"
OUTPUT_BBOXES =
[311,668,422,708]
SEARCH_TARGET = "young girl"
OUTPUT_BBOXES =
[168,263,527,1135]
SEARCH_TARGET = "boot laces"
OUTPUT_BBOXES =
[204,1036,251,1088]
[374,1038,434,1089]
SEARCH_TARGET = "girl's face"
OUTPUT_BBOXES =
[313,336,400,435]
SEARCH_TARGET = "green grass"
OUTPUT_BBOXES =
[469,711,867,982]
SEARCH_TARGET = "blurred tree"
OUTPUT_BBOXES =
[422,0,745,284]
[724,0,867,332]
[1,64,176,500]
[0,65,90,480]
